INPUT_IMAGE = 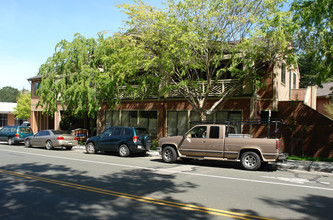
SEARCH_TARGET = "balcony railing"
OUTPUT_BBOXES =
[168,79,243,97]
[119,79,246,99]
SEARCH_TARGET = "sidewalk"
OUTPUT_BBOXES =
[277,160,333,173]
[74,146,333,173]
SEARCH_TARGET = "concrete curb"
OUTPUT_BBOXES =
[73,146,332,173]
[277,160,333,173]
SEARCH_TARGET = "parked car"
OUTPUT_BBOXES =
[0,126,34,145]
[85,126,152,157]
[24,130,78,150]
[159,124,286,171]
[21,121,31,127]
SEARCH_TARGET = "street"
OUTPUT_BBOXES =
[0,143,332,220]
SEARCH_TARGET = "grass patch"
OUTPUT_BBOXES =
[287,156,333,162]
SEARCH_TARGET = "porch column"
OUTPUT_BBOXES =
[54,110,61,130]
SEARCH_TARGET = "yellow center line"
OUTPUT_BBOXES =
[0,169,275,220]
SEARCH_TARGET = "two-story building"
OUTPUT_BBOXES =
[28,60,300,138]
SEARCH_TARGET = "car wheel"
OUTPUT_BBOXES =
[65,146,72,150]
[119,144,130,157]
[162,146,177,163]
[241,151,261,171]
[8,137,13,145]
[86,142,97,154]
[45,140,53,150]
[24,139,31,148]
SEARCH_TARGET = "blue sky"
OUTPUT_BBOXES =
[0,0,163,91]
[0,0,291,91]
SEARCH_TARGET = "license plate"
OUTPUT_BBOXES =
[68,142,72,145]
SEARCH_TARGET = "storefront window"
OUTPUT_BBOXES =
[105,111,119,128]
[139,111,158,137]
[0,114,8,127]
[167,111,188,136]
[190,111,213,124]
[122,111,137,127]
[105,110,158,137]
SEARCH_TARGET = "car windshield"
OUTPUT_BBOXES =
[135,128,148,135]
[19,127,32,133]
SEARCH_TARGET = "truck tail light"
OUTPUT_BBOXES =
[133,136,138,143]
[15,133,19,138]
[57,136,64,140]
[276,139,280,150]
[74,136,78,140]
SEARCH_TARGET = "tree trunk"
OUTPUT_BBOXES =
[200,112,207,123]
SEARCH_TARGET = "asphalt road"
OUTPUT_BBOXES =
[0,143,332,220]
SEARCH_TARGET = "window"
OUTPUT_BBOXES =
[293,73,297,89]
[209,126,219,139]
[37,130,50,136]
[122,128,133,136]
[187,126,207,138]
[101,128,113,138]
[167,111,188,136]
[113,128,122,136]
[105,111,120,127]
[34,82,40,96]
[216,111,242,133]
[281,63,286,84]
[139,111,158,137]
[19,127,32,134]
[122,111,137,127]
[0,114,8,127]
[190,111,213,124]
[105,110,158,137]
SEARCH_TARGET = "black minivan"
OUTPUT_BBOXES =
[85,126,152,157]
[0,126,34,145]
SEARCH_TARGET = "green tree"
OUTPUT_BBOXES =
[13,91,31,119]
[323,102,333,119]
[0,86,20,102]
[292,0,333,85]
[298,53,318,87]
[37,34,125,118]
[118,0,296,121]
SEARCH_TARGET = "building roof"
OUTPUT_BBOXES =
[27,75,42,81]
[317,82,333,97]
[0,102,17,114]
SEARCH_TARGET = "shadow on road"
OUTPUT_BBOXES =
[258,195,333,220]
[0,163,208,219]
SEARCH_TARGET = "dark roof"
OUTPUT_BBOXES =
[317,82,333,97]
[27,75,42,81]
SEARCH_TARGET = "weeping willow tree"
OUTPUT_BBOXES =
[37,34,122,118]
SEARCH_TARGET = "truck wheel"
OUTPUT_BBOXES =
[162,146,177,163]
[241,151,261,171]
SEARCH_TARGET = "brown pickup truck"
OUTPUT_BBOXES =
[159,124,286,170]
